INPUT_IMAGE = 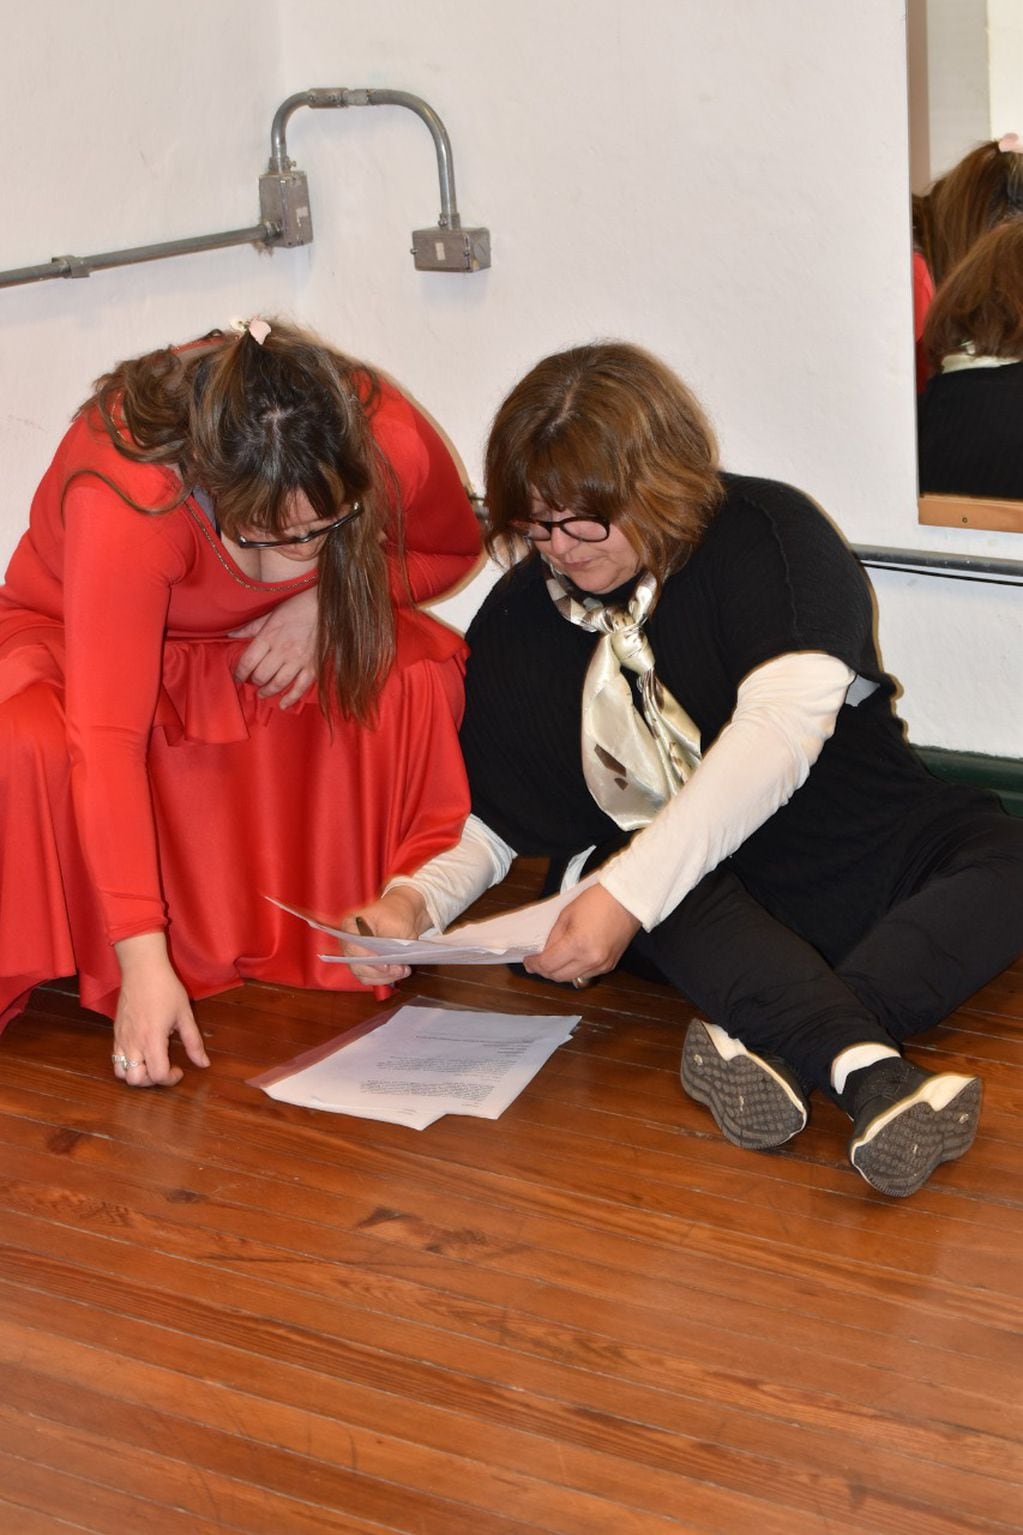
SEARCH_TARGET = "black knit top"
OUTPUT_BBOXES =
[461,474,965,953]
[917,362,1023,499]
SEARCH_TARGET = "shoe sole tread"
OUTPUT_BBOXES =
[681,1020,807,1151]
[850,1078,982,1198]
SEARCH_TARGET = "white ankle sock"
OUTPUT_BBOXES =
[830,1043,900,1095]
[702,1021,749,1059]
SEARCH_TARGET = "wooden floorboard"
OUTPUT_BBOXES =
[1,862,1021,1533]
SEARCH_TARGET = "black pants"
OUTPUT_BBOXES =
[623,804,1023,1094]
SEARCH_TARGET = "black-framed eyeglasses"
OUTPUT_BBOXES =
[509,514,612,544]
[235,501,363,549]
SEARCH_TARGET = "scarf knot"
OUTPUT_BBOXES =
[545,566,701,829]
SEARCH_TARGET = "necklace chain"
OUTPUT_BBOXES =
[186,504,317,593]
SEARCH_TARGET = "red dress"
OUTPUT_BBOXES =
[913,250,935,394]
[0,379,480,1027]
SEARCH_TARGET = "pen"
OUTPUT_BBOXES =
[354,915,374,937]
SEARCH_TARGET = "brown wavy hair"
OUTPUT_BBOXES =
[484,341,722,584]
[913,138,1023,286]
[79,319,398,722]
[923,218,1023,365]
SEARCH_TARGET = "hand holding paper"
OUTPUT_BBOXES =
[522,882,641,985]
[335,888,431,983]
[269,872,600,969]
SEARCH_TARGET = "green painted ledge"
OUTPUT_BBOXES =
[916,747,1023,818]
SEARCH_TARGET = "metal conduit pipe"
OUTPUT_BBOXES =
[853,544,1023,586]
[0,222,279,291]
[0,84,489,290]
[262,86,489,271]
[269,87,459,226]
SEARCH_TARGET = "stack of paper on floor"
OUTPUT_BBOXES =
[249,1000,580,1129]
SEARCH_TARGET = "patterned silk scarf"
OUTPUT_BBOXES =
[545,565,703,830]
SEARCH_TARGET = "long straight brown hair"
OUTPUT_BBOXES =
[484,341,722,584]
[79,320,399,722]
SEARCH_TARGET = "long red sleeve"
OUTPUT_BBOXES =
[62,481,191,941]
[372,384,481,604]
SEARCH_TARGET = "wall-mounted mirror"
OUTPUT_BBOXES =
[907,0,1023,533]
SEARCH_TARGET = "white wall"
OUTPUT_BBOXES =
[922,0,991,176]
[2,0,1021,756]
[0,0,297,529]
[913,0,1023,178]
[988,0,1023,142]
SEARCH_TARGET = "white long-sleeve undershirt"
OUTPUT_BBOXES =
[600,650,854,927]
[383,813,514,932]
[388,650,856,934]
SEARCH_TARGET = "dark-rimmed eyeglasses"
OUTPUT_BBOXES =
[234,501,363,549]
[509,514,611,544]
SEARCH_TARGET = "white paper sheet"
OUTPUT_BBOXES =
[252,1001,579,1128]
[268,872,598,967]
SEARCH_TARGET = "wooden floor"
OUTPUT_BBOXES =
[1,860,1021,1535]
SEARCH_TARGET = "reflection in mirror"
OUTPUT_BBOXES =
[917,212,1023,501]
[907,0,1023,530]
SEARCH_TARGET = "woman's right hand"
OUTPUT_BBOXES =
[230,586,318,708]
[337,885,429,986]
[112,933,211,1087]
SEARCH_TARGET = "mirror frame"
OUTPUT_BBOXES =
[918,495,1023,532]
[909,1,1023,534]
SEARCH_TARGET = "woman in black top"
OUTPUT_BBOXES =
[344,342,1023,1199]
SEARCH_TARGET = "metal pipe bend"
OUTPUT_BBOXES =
[268,86,459,227]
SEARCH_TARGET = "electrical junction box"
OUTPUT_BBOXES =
[259,171,314,247]
[412,226,491,272]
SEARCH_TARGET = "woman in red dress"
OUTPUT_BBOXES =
[0,318,480,1086]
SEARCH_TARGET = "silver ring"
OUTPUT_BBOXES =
[111,1053,143,1069]
[572,976,588,990]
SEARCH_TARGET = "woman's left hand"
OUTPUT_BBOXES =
[231,587,318,707]
[523,884,641,986]
[112,934,210,1088]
